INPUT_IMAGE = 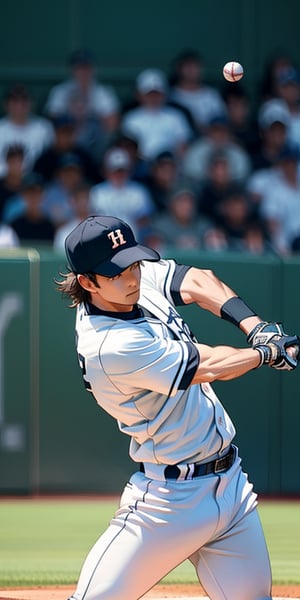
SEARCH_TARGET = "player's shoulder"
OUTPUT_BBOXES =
[76,305,154,357]
[141,258,174,278]
[140,258,180,292]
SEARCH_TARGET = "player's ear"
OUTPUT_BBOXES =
[77,274,100,293]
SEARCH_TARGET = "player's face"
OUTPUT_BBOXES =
[90,262,142,312]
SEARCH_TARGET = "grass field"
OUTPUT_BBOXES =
[1,498,299,587]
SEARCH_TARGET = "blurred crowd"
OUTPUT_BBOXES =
[1,47,300,257]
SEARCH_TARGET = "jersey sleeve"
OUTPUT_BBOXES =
[141,260,191,306]
[100,324,199,397]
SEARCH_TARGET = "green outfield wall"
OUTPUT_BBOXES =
[0,0,299,110]
[0,249,300,495]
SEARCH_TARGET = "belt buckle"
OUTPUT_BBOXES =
[214,456,228,473]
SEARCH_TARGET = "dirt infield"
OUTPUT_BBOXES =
[1,584,300,599]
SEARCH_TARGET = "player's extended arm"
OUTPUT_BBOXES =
[191,344,261,383]
[179,267,261,334]
[191,333,300,383]
[179,267,299,371]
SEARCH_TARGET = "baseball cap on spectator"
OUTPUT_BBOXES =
[258,99,290,129]
[58,153,82,169]
[277,142,300,162]
[52,114,76,129]
[104,148,131,171]
[152,150,176,165]
[208,114,230,128]
[21,172,44,190]
[65,215,160,276]
[70,48,95,67]
[136,69,167,94]
[277,66,300,86]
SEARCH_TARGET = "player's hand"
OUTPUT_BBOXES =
[255,335,300,371]
[247,321,287,345]
[248,321,300,370]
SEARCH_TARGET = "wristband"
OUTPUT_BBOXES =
[255,344,274,366]
[220,296,257,328]
[255,347,266,367]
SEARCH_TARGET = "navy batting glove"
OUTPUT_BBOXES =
[247,321,287,346]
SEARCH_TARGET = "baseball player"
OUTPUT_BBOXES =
[59,215,299,600]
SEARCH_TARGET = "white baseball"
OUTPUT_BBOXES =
[223,61,244,82]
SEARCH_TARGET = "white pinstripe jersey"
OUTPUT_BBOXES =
[75,259,236,465]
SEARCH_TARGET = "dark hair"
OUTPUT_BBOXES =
[169,48,202,86]
[5,143,25,159]
[56,270,99,307]
[5,84,29,101]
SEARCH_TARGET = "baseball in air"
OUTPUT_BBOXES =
[223,61,244,82]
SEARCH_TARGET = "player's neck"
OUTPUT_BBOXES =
[89,295,135,313]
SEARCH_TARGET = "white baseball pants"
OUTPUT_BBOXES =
[69,450,272,600]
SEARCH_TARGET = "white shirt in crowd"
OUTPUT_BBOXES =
[0,224,20,247]
[170,86,226,129]
[260,172,300,252]
[182,139,251,185]
[89,181,154,235]
[0,116,54,176]
[53,218,82,251]
[122,106,192,160]
[45,80,120,118]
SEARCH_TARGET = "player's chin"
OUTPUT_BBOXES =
[127,289,140,298]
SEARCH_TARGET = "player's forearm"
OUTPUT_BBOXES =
[191,344,261,384]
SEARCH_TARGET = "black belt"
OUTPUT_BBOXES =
[140,445,235,480]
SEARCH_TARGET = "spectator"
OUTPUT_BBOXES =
[202,226,229,252]
[10,173,55,243]
[43,153,85,227]
[245,100,290,210]
[110,131,150,183]
[246,166,279,213]
[0,84,54,177]
[45,49,120,161]
[216,186,261,250]
[152,187,212,250]
[240,216,275,255]
[34,114,99,184]
[182,114,251,188]
[222,83,260,157]
[198,151,239,225]
[273,66,300,147]
[144,151,182,213]
[259,143,300,254]
[169,49,226,134]
[254,99,290,170]
[258,51,294,102]
[122,68,193,162]
[53,182,90,251]
[89,147,155,240]
[0,144,25,221]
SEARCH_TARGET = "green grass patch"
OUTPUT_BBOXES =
[0,498,299,586]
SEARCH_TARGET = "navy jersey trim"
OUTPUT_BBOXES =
[177,342,199,389]
[170,264,192,306]
[84,302,144,320]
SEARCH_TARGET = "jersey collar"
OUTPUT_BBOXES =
[84,302,144,320]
